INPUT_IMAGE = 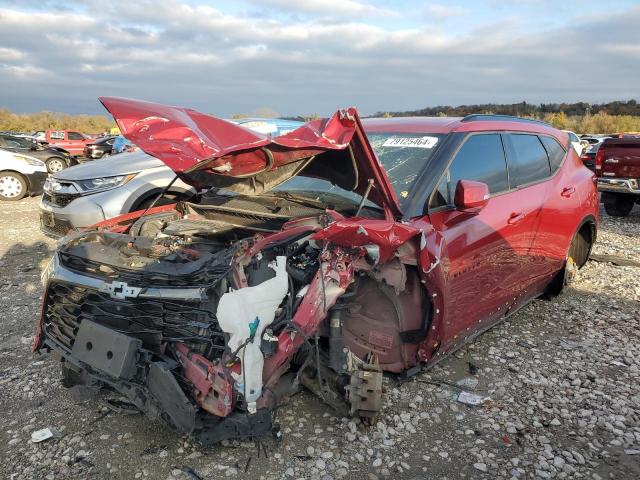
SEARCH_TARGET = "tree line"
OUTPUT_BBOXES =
[373,100,640,134]
[376,100,640,118]
[2,99,640,135]
[0,109,114,134]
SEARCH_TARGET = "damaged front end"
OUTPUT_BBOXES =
[33,99,432,444]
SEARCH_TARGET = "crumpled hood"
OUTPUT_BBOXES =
[99,97,401,216]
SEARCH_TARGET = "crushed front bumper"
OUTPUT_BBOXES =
[34,254,275,444]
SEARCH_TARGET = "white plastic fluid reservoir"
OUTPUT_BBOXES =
[216,256,289,409]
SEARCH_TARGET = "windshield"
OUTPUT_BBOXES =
[2,135,34,148]
[273,132,444,210]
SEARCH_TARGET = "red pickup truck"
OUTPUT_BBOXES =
[596,137,640,216]
[43,130,94,157]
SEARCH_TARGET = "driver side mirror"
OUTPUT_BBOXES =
[454,180,489,213]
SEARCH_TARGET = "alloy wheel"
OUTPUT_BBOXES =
[47,158,66,173]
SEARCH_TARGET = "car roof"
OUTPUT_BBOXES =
[363,115,565,142]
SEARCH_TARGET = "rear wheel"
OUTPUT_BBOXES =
[603,193,634,217]
[545,222,594,296]
[0,171,27,201]
[46,157,66,173]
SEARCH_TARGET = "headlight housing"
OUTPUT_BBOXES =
[14,154,45,167]
[76,173,137,193]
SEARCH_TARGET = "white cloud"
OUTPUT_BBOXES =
[0,47,23,60]
[1,64,51,78]
[424,4,469,20]
[248,0,396,17]
[0,1,637,115]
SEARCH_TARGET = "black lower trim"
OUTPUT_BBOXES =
[24,171,48,195]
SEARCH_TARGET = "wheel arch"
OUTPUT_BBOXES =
[573,214,597,265]
[127,186,194,213]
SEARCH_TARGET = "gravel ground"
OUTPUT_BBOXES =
[1,197,639,480]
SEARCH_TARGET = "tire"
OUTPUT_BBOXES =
[101,152,110,159]
[46,157,66,173]
[0,171,27,201]
[567,225,592,269]
[545,222,594,297]
[603,194,634,217]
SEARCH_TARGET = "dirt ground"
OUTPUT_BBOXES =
[1,197,639,480]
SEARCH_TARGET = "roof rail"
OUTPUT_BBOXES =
[461,114,551,127]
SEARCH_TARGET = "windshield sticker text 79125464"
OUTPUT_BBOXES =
[382,136,439,149]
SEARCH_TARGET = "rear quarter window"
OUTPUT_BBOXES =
[505,134,551,187]
[539,136,566,173]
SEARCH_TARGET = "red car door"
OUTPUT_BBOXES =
[421,133,518,353]
[499,133,556,295]
[65,131,87,156]
[532,135,584,278]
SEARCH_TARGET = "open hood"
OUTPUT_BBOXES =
[99,97,401,216]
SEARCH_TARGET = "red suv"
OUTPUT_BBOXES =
[33,98,598,444]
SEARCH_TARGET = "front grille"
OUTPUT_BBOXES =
[58,249,234,287]
[43,192,79,208]
[43,282,225,355]
[40,213,73,237]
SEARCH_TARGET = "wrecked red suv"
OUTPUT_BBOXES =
[33,98,598,444]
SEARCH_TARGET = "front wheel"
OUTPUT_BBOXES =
[46,157,66,173]
[0,171,27,201]
[603,193,634,217]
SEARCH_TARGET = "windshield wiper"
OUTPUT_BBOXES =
[266,191,327,209]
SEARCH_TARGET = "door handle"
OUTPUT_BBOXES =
[561,186,576,197]
[508,212,524,225]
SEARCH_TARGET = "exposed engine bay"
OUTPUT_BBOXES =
[34,194,431,444]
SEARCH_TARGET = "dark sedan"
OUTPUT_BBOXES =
[0,133,75,173]
[83,136,116,160]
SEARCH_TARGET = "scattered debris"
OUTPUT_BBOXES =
[456,377,479,389]
[31,427,61,443]
[589,253,640,267]
[467,361,479,375]
[457,391,491,406]
[174,465,205,480]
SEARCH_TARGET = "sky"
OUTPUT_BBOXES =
[0,0,639,117]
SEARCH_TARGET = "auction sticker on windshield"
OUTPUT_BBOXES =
[382,136,439,149]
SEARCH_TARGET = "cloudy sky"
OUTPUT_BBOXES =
[0,0,639,117]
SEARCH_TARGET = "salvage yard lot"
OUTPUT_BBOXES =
[1,198,639,480]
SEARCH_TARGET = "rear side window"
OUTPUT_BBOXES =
[539,136,566,173]
[429,133,508,209]
[50,131,64,140]
[68,132,84,140]
[505,134,551,187]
